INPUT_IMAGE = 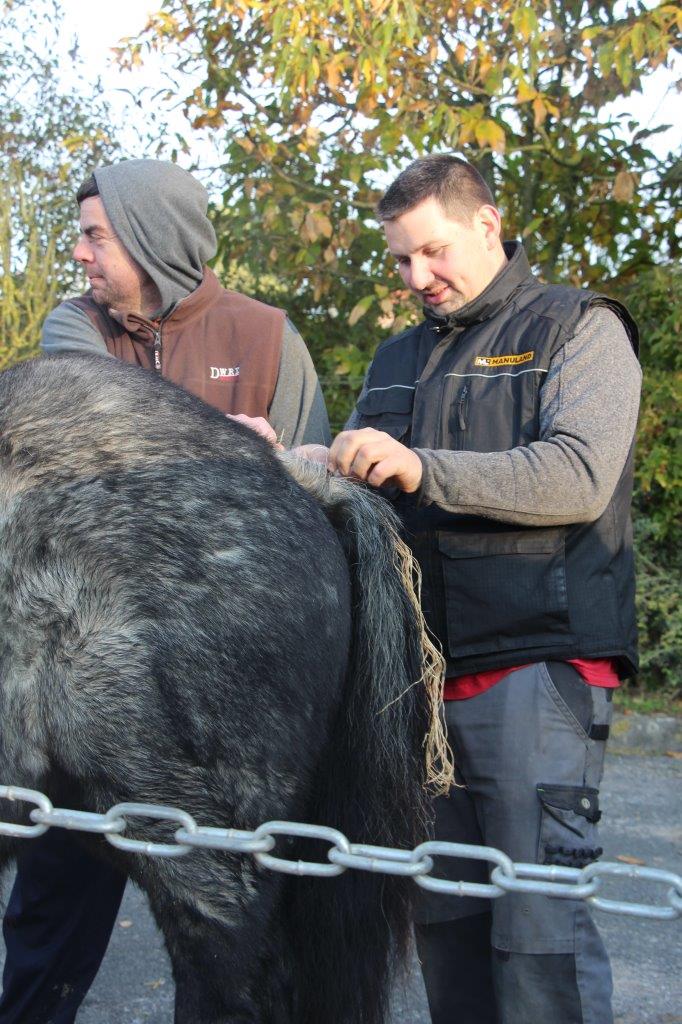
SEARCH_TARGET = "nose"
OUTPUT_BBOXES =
[408,256,435,292]
[73,235,93,263]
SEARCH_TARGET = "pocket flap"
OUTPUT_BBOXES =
[438,527,565,559]
[537,784,600,824]
[355,385,415,417]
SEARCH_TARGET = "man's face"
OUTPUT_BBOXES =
[383,196,506,315]
[73,196,158,315]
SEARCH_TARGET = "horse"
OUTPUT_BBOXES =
[0,354,451,1023]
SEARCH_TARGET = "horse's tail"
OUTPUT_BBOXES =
[280,455,453,1024]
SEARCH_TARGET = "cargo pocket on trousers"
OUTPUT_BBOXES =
[536,784,603,869]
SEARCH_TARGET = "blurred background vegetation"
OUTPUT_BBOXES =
[1,0,680,698]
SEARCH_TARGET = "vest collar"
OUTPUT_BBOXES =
[424,241,532,333]
[104,267,219,344]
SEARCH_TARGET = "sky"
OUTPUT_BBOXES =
[58,0,205,164]
[58,0,681,174]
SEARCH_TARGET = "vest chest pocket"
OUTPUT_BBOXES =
[355,386,415,442]
[437,527,572,658]
[440,370,542,452]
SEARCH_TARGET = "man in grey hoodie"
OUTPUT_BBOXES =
[327,155,641,1024]
[41,158,329,447]
[0,158,330,1024]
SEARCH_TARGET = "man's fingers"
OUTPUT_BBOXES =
[344,440,390,480]
[226,413,278,445]
[329,428,390,476]
[366,455,403,488]
[328,428,422,492]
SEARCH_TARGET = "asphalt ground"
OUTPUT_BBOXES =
[1,753,680,1024]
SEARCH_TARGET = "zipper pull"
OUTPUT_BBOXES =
[153,329,162,373]
[458,383,469,430]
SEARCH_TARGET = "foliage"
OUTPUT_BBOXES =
[0,0,119,368]
[631,517,682,696]
[125,3,681,690]
[0,168,61,370]
[613,687,681,716]
[127,0,680,395]
[617,264,682,695]
[621,265,682,550]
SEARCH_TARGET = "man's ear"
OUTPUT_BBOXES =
[475,204,503,250]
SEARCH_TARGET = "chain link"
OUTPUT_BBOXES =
[1,785,680,921]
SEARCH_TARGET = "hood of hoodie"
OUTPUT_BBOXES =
[93,160,217,317]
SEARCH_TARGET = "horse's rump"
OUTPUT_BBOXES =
[0,355,448,1023]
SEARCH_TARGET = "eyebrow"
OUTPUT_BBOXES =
[81,224,109,238]
[389,238,450,257]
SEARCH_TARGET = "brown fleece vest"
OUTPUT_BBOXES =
[70,267,284,418]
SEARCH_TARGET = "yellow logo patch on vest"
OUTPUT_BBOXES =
[474,351,534,368]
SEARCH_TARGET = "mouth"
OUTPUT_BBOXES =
[422,286,450,305]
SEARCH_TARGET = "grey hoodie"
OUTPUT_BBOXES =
[41,160,330,446]
[93,159,217,316]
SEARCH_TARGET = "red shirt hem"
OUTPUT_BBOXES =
[443,658,621,700]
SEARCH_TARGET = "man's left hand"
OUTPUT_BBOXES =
[328,428,423,493]
[226,413,284,450]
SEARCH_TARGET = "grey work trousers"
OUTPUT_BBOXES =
[415,661,614,1024]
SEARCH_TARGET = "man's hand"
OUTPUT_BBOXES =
[226,414,284,450]
[328,428,423,492]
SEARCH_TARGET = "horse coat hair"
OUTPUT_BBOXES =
[0,355,448,1024]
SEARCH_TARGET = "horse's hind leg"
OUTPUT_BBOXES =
[141,862,291,1024]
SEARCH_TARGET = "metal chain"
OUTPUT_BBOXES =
[1,784,680,921]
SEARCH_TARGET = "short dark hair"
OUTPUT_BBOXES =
[377,155,495,223]
[76,174,99,205]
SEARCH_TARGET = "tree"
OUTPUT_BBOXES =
[126,0,680,412]
[625,264,682,694]
[128,2,681,695]
[0,0,119,369]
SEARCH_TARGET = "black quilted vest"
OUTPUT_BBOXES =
[355,243,639,677]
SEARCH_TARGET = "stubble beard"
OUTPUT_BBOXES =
[422,287,467,316]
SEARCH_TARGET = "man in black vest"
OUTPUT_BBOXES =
[328,156,641,1024]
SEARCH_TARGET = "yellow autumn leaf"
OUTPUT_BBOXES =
[348,294,374,326]
[475,119,506,153]
[313,211,334,238]
[532,96,547,127]
[514,5,539,42]
[613,170,638,203]
[326,60,341,90]
[302,209,320,242]
[517,78,537,103]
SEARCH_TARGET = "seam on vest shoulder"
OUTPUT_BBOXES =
[509,292,590,335]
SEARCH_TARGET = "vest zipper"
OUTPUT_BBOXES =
[458,383,469,430]
[153,329,162,373]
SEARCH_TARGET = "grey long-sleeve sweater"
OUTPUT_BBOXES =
[348,304,641,527]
